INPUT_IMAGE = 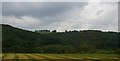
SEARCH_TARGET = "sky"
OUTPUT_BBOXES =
[1,0,120,2]
[2,0,119,32]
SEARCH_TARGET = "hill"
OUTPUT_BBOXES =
[2,24,119,54]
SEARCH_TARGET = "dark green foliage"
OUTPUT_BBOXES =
[51,30,57,33]
[2,24,119,54]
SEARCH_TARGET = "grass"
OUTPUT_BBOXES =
[3,53,15,59]
[16,54,29,59]
[1,53,119,61]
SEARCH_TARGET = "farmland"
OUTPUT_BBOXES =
[1,53,119,61]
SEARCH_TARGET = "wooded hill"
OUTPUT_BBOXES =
[2,24,120,54]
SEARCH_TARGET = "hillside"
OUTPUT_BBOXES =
[2,24,119,54]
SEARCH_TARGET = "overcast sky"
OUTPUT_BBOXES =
[2,2,118,32]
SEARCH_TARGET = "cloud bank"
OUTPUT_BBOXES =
[2,0,120,2]
[2,2,118,32]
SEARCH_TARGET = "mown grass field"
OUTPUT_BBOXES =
[1,53,119,61]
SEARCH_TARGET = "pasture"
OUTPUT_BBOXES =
[1,53,119,61]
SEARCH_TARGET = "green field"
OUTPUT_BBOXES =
[1,53,119,61]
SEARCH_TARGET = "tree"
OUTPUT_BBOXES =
[52,30,57,33]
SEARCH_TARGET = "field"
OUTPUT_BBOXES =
[1,53,119,61]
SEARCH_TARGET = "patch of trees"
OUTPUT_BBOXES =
[2,24,120,54]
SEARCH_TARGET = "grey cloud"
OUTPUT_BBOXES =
[96,10,104,16]
[2,2,118,32]
[2,2,88,27]
[2,2,88,18]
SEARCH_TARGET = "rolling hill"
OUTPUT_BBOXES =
[2,24,119,54]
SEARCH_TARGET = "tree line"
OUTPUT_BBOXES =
[2,24,120,54]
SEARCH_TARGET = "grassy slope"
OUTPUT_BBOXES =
[2,53,118,59]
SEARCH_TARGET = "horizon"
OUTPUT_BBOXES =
[2,24,118,33]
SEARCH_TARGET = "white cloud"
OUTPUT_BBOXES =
[50,2,118,32]
[2,16,41,30]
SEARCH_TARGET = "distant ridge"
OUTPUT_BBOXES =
[2,24,119,54]
[1,24,118,33]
